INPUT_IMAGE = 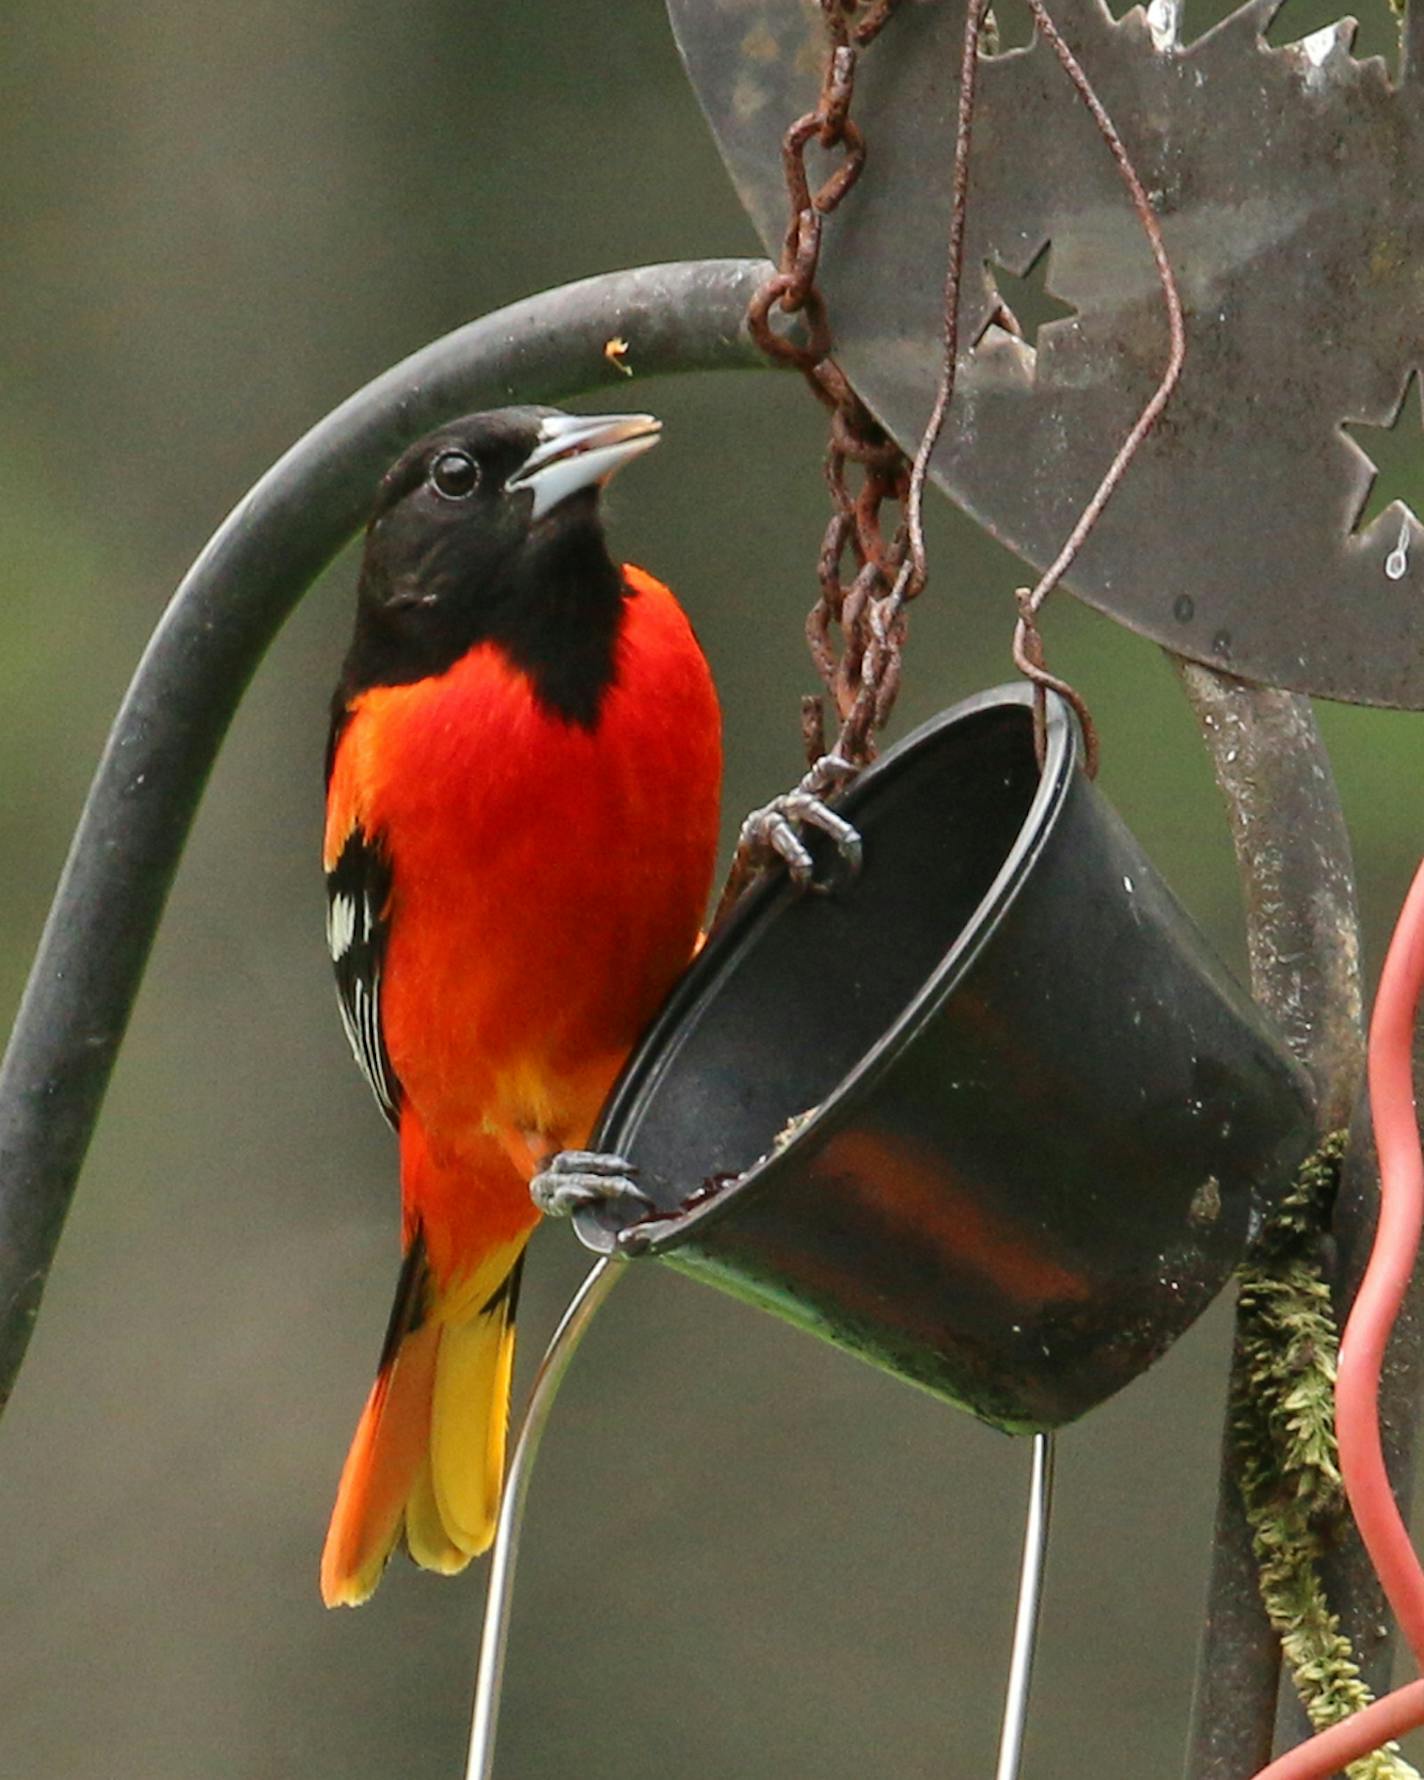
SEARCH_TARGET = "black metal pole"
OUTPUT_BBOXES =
[1172,666,1364,1123]
[1175,662,1367,1780]
[0,256,775,1417]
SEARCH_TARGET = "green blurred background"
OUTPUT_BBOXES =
[1,1,1419,1776]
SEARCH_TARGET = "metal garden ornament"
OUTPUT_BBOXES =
[673,0,1424,709]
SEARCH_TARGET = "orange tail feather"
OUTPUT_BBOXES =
[320,1313,442,1607]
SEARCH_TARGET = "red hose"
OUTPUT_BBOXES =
[1247,860,1424,1780]
[1250,1681,1424,1780]
[1338,860,1424,1668]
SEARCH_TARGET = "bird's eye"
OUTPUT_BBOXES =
[430,451,479,499]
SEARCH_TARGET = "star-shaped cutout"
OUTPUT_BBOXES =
[1342,369,1424,535]
[982,0,1035,54]
[976,241,1077,353]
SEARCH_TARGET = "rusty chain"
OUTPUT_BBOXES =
[746,0,917,771]
[747,0,1183,788]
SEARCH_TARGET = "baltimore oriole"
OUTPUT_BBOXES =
[319,407,722,1606]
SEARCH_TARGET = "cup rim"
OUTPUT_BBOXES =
[582,683,1078,1257]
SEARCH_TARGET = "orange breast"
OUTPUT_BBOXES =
[327,566,722,1162]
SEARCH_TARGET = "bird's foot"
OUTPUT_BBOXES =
[735,752,863,891]
[531,1150,652,1219]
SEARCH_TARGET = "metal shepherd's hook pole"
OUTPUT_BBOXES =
[993,1431,1056,1780]
[465,1256,627,1780]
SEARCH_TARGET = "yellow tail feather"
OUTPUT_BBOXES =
[320,1239,528,1607]
[430,1286,520,1557]
[403,1451,469,1576]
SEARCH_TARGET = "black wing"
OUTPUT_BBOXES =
[327,827,401,1130]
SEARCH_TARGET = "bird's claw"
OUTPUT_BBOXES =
[737,752,863,891]
[530,1150,652,1219]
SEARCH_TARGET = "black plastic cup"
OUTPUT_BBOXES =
[574,686,1316,1430]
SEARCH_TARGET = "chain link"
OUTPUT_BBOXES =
[747,0,917,771]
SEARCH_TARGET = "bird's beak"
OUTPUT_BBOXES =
[506,412,662,521]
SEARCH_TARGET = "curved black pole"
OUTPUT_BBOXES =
[0,256,774,1415]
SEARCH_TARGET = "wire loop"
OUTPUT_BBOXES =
[1012,598,1101,778]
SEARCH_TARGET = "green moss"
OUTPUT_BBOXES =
[1232,1131,1418,1780]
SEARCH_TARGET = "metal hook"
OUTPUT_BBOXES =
[993,1431,1056,1780]
[464,1256,627,1780]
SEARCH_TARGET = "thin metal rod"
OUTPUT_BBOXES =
[0,257,775,1419]
[888,0,987,604]
[994,1431,1056,1780]
[465,1257,626,1780]
[1009,0,1186,778]
[1015,0,1185,622]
